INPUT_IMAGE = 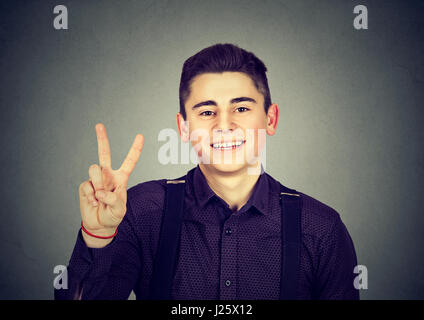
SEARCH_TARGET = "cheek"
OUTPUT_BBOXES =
[188,127,210,154]
[251,117,267,149]
[243,112,267,130]
[257,129,267,152]
[245,127,267,158]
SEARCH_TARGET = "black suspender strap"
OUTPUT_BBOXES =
[149,178,186,300]
[279,183,302,300]
[149,177,302,300]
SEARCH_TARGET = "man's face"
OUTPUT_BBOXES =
[177,71,279,174]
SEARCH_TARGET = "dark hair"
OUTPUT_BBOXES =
[179,43,272,119]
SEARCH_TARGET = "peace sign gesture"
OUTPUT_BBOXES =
[79,123,144,247]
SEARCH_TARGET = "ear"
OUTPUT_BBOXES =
[176,112,190,142]
[266,104,279,136]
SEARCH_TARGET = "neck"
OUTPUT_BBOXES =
[198,163,262,212]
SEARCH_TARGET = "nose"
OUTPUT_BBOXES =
[214,112,235,133]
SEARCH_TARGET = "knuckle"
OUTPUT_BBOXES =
[79,182,85,191]
[79,181,90,193]
[85,181,95,192]
[100,149,110,157]
[88,164,99,174]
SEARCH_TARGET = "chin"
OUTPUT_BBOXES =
[201,160,262,176]
[208,162,246,173]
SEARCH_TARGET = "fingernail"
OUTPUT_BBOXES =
[92,201,98,207]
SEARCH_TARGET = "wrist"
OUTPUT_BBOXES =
[81,221,118,239]
[80,222,117,248]
[81,230,114,248]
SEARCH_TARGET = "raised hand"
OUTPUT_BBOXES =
[78,123,144,247]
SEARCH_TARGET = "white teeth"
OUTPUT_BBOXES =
[212,141,244,148]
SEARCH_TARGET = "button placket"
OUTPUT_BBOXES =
[219,213,238,299]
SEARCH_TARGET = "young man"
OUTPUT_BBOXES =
[55,43,359,300]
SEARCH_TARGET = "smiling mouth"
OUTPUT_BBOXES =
[210,140,246,150]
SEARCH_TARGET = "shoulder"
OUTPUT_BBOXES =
[125,169,191,215]
[267,173,342,238]
[298,191,341,225]
[126,179,167,212]
[297,190,342,239]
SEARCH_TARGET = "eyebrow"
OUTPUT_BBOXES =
[191,97,257,110]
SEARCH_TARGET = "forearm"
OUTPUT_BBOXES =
[55,212,141,300]
[54,229,113,299]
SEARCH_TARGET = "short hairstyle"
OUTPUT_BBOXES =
[179,43,272,119]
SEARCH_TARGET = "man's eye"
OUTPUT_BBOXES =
[200,111,214,117]
[236,106,250,112]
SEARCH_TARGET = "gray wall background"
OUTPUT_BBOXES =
[0,0,423,299]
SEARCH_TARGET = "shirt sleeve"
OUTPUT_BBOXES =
[54,200,142,300]
[314,215,360,300]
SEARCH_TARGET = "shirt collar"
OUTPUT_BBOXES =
[192,165,270,216]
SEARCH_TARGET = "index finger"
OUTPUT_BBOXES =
[119,134,144,176]
[95,123,112,168]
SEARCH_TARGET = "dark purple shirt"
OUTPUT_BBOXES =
[55,165,359,300]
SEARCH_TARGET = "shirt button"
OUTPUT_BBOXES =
[225,280,231,287]
[225,228,232,235]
